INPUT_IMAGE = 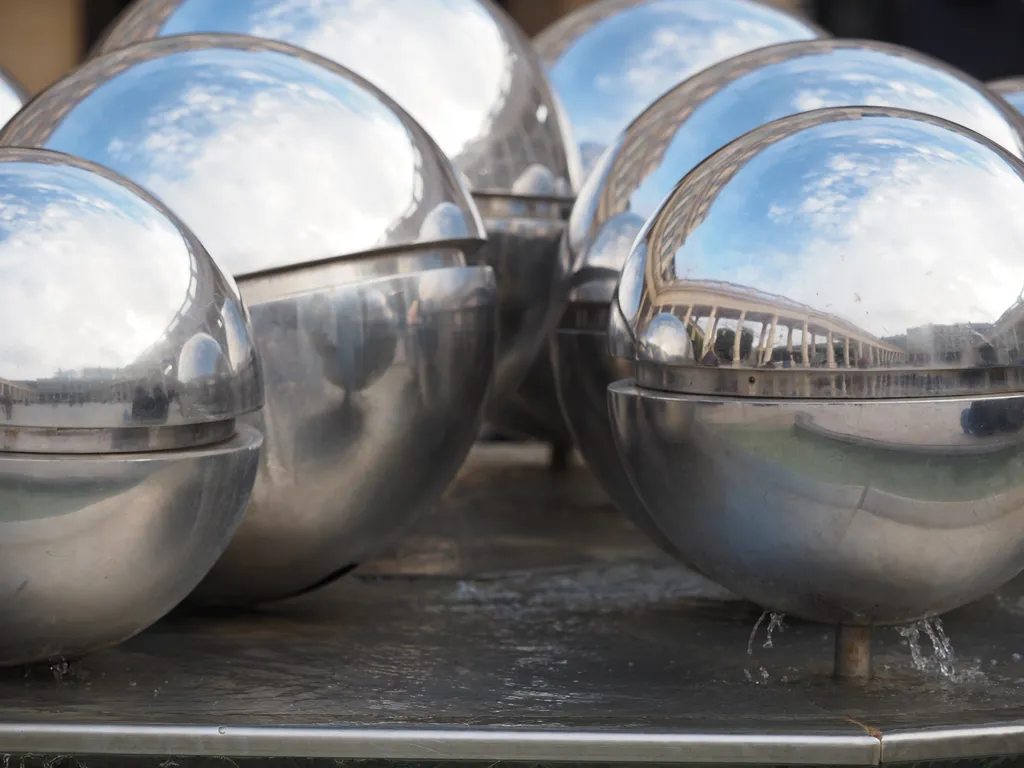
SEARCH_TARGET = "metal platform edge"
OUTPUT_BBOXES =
[0,723,882,766]
[5,721,1024,765]
[880,723,1024,764]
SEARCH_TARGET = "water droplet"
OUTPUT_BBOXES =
[218,726,227,734]
[747,612,766,656]
[1013,652,1021,662]
[763,612,786,649]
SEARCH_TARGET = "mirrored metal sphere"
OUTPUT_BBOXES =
[192,264,497,606]
[0,147,263,666]
[94,0,580,407]
[0,36,499,606]
[516,0,825,452]
[989,77,1024,117]
[535,0,826,179]
[556,40,1024,554]
[609,107,1024,626]
[0,147,262,453]
[0,65,26,129]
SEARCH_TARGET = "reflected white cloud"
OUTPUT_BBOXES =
[161,0,510,168]
[0,162,196,381]
[0,80,21,130]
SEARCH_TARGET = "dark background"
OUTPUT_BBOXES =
[81,0,1024,84]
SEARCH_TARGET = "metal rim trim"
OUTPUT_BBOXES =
[635,361,1024,400]
[0,418,237,455]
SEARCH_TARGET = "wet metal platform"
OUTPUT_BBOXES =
[1,444,1024,766]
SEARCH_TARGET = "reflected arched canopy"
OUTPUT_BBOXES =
[93,0,580,199]
[612,107,1024,399]
[568,38,1024,309]
[0,35,486,280]
[0,148,262,445]
[535,0,825,178]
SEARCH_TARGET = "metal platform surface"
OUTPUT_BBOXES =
[2,444,1024,767]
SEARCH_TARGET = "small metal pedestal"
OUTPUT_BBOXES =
[1,444,1023,767]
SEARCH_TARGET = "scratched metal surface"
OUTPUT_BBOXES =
[0,444,1023,765]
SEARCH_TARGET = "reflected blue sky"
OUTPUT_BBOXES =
[543,0,820,166]
[177,332,228,382]
[0,159,195,381]
[660,115,1024,337]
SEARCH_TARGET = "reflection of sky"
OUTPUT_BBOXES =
[39,47,425,277]
[156,0,510,168]
[0,161,195,381]
[0,78,22,129]
[631,45,1024,218]
[668,117,1024,338]
[995,85,1024,116]
[220,299,254,374]
[177,332,226,382]
[546,0,819,159]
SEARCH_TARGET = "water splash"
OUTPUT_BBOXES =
[745,611,786,684]
[747,611,786,654]
[743,665,770,684]
[896,617,981,682]
[746,612,766,656]
[922,617,957,679]
[763,612,786,649]
[897,623,926,670]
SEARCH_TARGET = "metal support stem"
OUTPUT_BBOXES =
[834,624,873,680]
[548,441,571,472]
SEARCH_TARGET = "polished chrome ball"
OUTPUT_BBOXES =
[0,66,26,129]
[95,0,579,411]
[535,0,827,179]
[0,35,498,606]
[608,107,1024,626]
[558,38,1024,565]
[0,148,262,666]
[989,77,1024,117]
[506,0,826,450]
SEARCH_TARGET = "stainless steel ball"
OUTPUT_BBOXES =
[608,106,1024,627]
[0,35,498,606]
[94,0,579,412]
[0,148,263,666]
[0,65,26,129]
[499,0,828,451]
[558,38,1024,564]
[989,77,1024,116]
[535,0,827,180]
